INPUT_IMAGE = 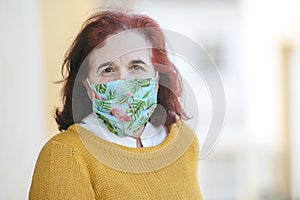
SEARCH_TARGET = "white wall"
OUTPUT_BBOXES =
[288,41,300,200]
[0,0,45,199]
[240,0,300,199]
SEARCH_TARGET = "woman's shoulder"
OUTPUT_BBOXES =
[169,120,197,138]
[172,120,200,151]
[41,124,84,154]
[162,120,198,150]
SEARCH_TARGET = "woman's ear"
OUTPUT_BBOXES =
[82,80,92,99]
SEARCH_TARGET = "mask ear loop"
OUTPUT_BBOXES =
[85,78,95,101]
[86,78,93,89]
[155,70,159,79]
[154,71,159,92]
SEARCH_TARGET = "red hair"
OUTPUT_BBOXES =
[55,10,186,131]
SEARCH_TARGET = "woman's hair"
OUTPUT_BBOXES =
[55,10,187,131]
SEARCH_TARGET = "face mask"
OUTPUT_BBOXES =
[87,76,158,137]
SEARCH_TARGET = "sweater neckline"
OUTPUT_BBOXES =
[80,113,167,148]
[69,121,195,173]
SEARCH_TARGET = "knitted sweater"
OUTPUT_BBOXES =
[29,121,202,199]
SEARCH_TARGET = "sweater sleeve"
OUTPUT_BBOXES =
[29,140,96,200]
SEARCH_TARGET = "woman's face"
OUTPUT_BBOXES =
[86,31,156,85]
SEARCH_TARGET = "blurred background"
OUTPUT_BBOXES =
[1,0,300,199]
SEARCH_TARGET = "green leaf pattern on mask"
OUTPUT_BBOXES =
[95,84,106,94]
[95,100,111,111]
[142,90,152,99]
[95,112,118,135]
[106,90,116,100]
[116,78,151,104]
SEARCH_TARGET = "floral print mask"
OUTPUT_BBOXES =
[87,76,158,137]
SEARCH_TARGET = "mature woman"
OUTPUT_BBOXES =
[29,10,202,199]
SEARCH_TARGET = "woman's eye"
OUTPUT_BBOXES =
[98,67,116,77]
[131,65,143,71]
[103,67,113,73]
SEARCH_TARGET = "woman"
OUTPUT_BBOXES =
[29,10,202,199]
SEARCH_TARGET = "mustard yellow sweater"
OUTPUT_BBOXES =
[29,121,202,199]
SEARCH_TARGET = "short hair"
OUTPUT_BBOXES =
[55,10,187,131]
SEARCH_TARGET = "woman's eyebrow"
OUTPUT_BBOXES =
[130,60,146,66]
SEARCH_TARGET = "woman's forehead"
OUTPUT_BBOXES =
[88,31,153,65]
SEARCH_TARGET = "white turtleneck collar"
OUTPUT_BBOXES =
[79,113,167,148]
